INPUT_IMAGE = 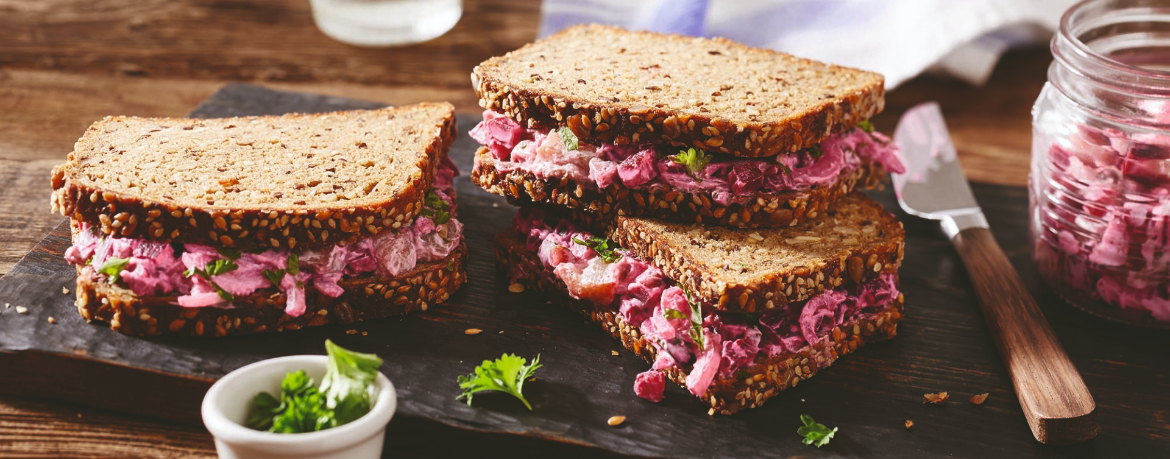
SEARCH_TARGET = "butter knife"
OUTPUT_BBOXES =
[892,102,1097,445]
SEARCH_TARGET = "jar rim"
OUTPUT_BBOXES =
[1056,0,1170,90]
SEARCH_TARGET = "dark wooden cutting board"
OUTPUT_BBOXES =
[1,85,1166,458]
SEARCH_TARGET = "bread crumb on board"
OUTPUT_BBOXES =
[923,392,949,405]
[508,283,525,293]
[905,420,914,429]
[15,306,28,315]
[607,415,626,426]
[970,393,989,405]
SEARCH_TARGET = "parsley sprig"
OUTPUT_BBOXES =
[457,353,542,410]
[263,253,300,287]
[808,144,825,159]
[857,119,875,133]
[320,340,384,425]
[572,236,622,263]
[96,257,130,284]
[419,191,451,225]
[797,415,838,447]
[246,340,383,433]
[670,148,714,182]
[184,258,239,301]
[557,127,579,151]
[662,285,705,350]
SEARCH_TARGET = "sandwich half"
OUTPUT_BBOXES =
[471,24,905,228]
[50,104,468,337]
[495,193,905,414]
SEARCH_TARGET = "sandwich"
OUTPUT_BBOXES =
[496,193,905,414]
[49,104,468,337]
[470,24,905,228]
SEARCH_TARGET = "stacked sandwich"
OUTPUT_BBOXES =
[471,25,908,414]
[51,104,468,337]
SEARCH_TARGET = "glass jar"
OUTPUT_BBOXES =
[1031,0,1170,327]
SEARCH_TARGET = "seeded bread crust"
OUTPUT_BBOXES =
[604,192,904,313]
[74,243,468,337]
[494,229,902,415]
[473,24,885,158]
[471,146,889,229]
[50,104,457,250]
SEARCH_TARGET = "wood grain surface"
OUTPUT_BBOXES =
[953,227,1096,445]
[0,0,1065,457]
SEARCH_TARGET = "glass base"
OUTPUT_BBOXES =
[1033,239,1170,329]
[310,0,462,47]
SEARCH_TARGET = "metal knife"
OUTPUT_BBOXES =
[892,102,1097,445]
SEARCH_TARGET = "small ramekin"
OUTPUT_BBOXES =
[202,355,396,459]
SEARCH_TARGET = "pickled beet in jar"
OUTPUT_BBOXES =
[1032,0,1170,327]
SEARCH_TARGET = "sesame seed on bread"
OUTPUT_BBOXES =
[74,243,468,337]
[50,103,457,250]
[603,192,904,313]
[494,227,903,414]
[472,24,885,158]
[471,145,891,229]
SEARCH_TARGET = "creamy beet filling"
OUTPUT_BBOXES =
[511,209,900,401]
[471,111,905,206]
[64,160,464,318]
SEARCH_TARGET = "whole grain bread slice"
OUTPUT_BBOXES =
[471,146,890,228]
[494,228,903,415]
[51,103,456,250]
[473,24,885,158]
[75,243,468,337]
[602,192,904,313]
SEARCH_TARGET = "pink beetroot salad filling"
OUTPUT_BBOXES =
[1034,123,1170,322]
[471,111,905,206]
[511,208,900,401]
[64,159,464,318]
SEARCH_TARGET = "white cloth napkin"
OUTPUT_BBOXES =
[538,0,1075,88]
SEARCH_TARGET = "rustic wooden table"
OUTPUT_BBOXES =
[0,0,1047,457]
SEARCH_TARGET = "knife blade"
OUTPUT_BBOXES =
[891,102,987,238]
[892,102,1098,445]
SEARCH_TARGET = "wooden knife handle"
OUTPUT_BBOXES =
[952,227,1097,445]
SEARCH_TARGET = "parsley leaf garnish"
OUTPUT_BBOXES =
[797,415,838,447]
[664,286,706,350]
[320,339,384,426]
[857,119,875,133]
[777,162,792,177]
[287,252,299,276]
[558,127,579,151]
[808,144,825,159]
[216,247,242,260]
[184,259,239,301]
[246,341,382,433]
[263,269,285,287]
[572,236,622,263]
[670,148,714,182]
[419,191,451,225]
[96,257,130,284]
[246,370,330,433]
[446,258,455,272]
[683,286,705,350]
[456,353,542,410]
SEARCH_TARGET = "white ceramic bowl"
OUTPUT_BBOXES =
[202,355,397,459]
